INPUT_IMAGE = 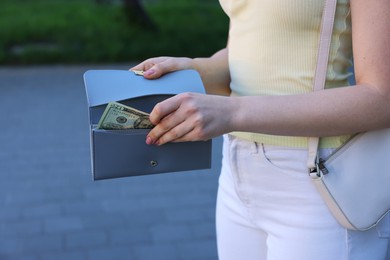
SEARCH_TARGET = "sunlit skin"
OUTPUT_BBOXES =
[131,0,390,146]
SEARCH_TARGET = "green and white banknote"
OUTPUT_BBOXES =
[97,101,154,130]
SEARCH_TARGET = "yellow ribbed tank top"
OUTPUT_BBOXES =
[219,0,353,148]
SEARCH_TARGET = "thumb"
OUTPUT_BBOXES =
[143,64,166,79]
[143,67,158,78]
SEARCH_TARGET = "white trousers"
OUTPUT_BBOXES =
[216,135,390,260]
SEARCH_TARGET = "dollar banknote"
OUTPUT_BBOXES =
[97,101,154,130]
[131,69,144,76]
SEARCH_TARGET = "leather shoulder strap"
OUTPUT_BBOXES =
[307,0,338,171]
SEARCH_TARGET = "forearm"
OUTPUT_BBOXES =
[230,84,390,137]
[193,48,231,96]
[226,0,390,138]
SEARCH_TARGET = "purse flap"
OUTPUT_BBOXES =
[84,69,205,108]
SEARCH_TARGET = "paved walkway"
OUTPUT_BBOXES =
[0,65,222,260]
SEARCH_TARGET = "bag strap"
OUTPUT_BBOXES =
[307,0,338,172]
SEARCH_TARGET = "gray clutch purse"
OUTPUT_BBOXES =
[84,69,212,180]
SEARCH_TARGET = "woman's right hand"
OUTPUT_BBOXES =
[130,57,194,79]
[131,49,231,95]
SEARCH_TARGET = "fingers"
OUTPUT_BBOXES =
[145,93,230,146]
[155,123,197,145]
[148,95,182,125]
[146,113,191,145]
[130,57,194,79]
[142,58,182,79]
[146,93,195,145]
[146,95,183,144]
[130,57,162,78]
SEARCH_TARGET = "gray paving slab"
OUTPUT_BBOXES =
[0,65,222,260]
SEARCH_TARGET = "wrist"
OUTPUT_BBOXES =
[228,97,247,133]
[221,96,241,133]
[191,58,201,72]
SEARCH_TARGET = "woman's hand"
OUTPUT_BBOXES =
[130,57,194,79]
[131,53,233,145]
[146,92,234,145]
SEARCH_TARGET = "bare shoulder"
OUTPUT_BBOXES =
[350,0,390,94]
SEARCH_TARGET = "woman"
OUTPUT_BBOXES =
[131,0,390,259]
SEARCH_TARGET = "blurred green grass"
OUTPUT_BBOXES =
[0,0,229,65]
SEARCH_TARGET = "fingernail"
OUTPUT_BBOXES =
[146,136,153,145]
[144,69,155,76]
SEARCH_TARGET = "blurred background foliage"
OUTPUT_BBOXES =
[0,0,229,65]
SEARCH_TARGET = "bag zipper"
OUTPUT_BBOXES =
[316,133,361,175]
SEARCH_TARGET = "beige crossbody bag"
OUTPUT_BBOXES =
[307,0,390,231]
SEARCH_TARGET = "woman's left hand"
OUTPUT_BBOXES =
[146,93,233,145]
